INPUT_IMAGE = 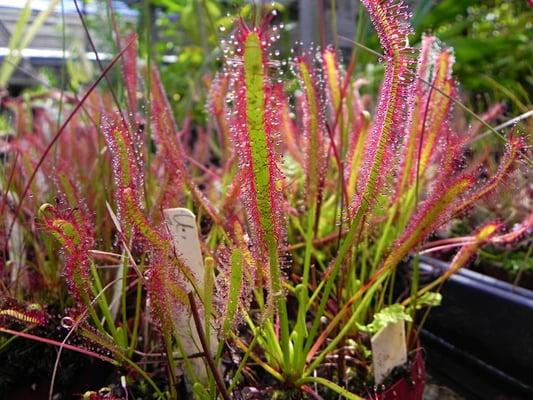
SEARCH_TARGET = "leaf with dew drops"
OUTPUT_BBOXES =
[39,203,94,304]
[225,20,286,311]
[0,298,48,327]
[350,0,416,214]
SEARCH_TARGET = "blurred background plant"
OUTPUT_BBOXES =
[412,0,532,115]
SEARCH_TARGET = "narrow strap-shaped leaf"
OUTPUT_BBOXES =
[150,66,222,225]
[243,32,278,254]
[322,47,342,118]
[221,249,243,338]
[451,136,523,217]
[382,175,472,271]
[40,203,94,303]
[418,49,455,175]
[295,56,328,287]
[396,35,436,196]
[0,298,48,327]
[405,221,502,305]
[447,222,501,275]
[122,32,139,117]
[351,0,416,212]
[227,20,290,365]
[228,23,285,279]
[296,57,326,207]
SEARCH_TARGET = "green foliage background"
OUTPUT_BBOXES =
[134,0,532,121]
[413,0,532,114]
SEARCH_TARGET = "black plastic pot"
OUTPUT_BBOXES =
[417,256,533,399]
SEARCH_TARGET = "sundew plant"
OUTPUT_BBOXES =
[0,0,527,399]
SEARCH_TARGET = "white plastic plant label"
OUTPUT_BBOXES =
[163,208,204,292]
[371,320,407,385]
[163,208,217,381]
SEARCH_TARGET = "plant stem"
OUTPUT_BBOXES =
[188,292,231,400]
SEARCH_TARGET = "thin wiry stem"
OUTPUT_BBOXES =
[55,0,66,133]
[338,35,527,147]
[414,72,436,204]
[48,277,122,400]
[188,292,231,400]
[469,109,533,144]
[73,0,130,133]
[5,36,136,256]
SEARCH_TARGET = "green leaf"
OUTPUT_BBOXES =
[192,382,210,400]
[115,327,127,348]
[0,0,60,87]
[415,292,442,308]
[203,257,215,342]
[243,32,276,249]
[357,304,412,334]
[221,249,243,338]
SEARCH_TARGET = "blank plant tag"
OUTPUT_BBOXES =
[371,321,407,385]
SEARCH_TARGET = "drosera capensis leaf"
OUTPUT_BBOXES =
[227,23,283,290]
[450,136,524,217]
[39,202,94,304]
[403,221,503,307]
[221,249,243,338]
[149,66,223,226]
[122,31,139,118]
[295,55,328,287]
[0,298,48,327]
[322,47,343,119]
[226,17,291,368]
[349,0,416,214]
[396,34,438,197]
[416,47,455,182]
[0,327,116,364]
[295,55,327,210]
[382,175,473,273]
